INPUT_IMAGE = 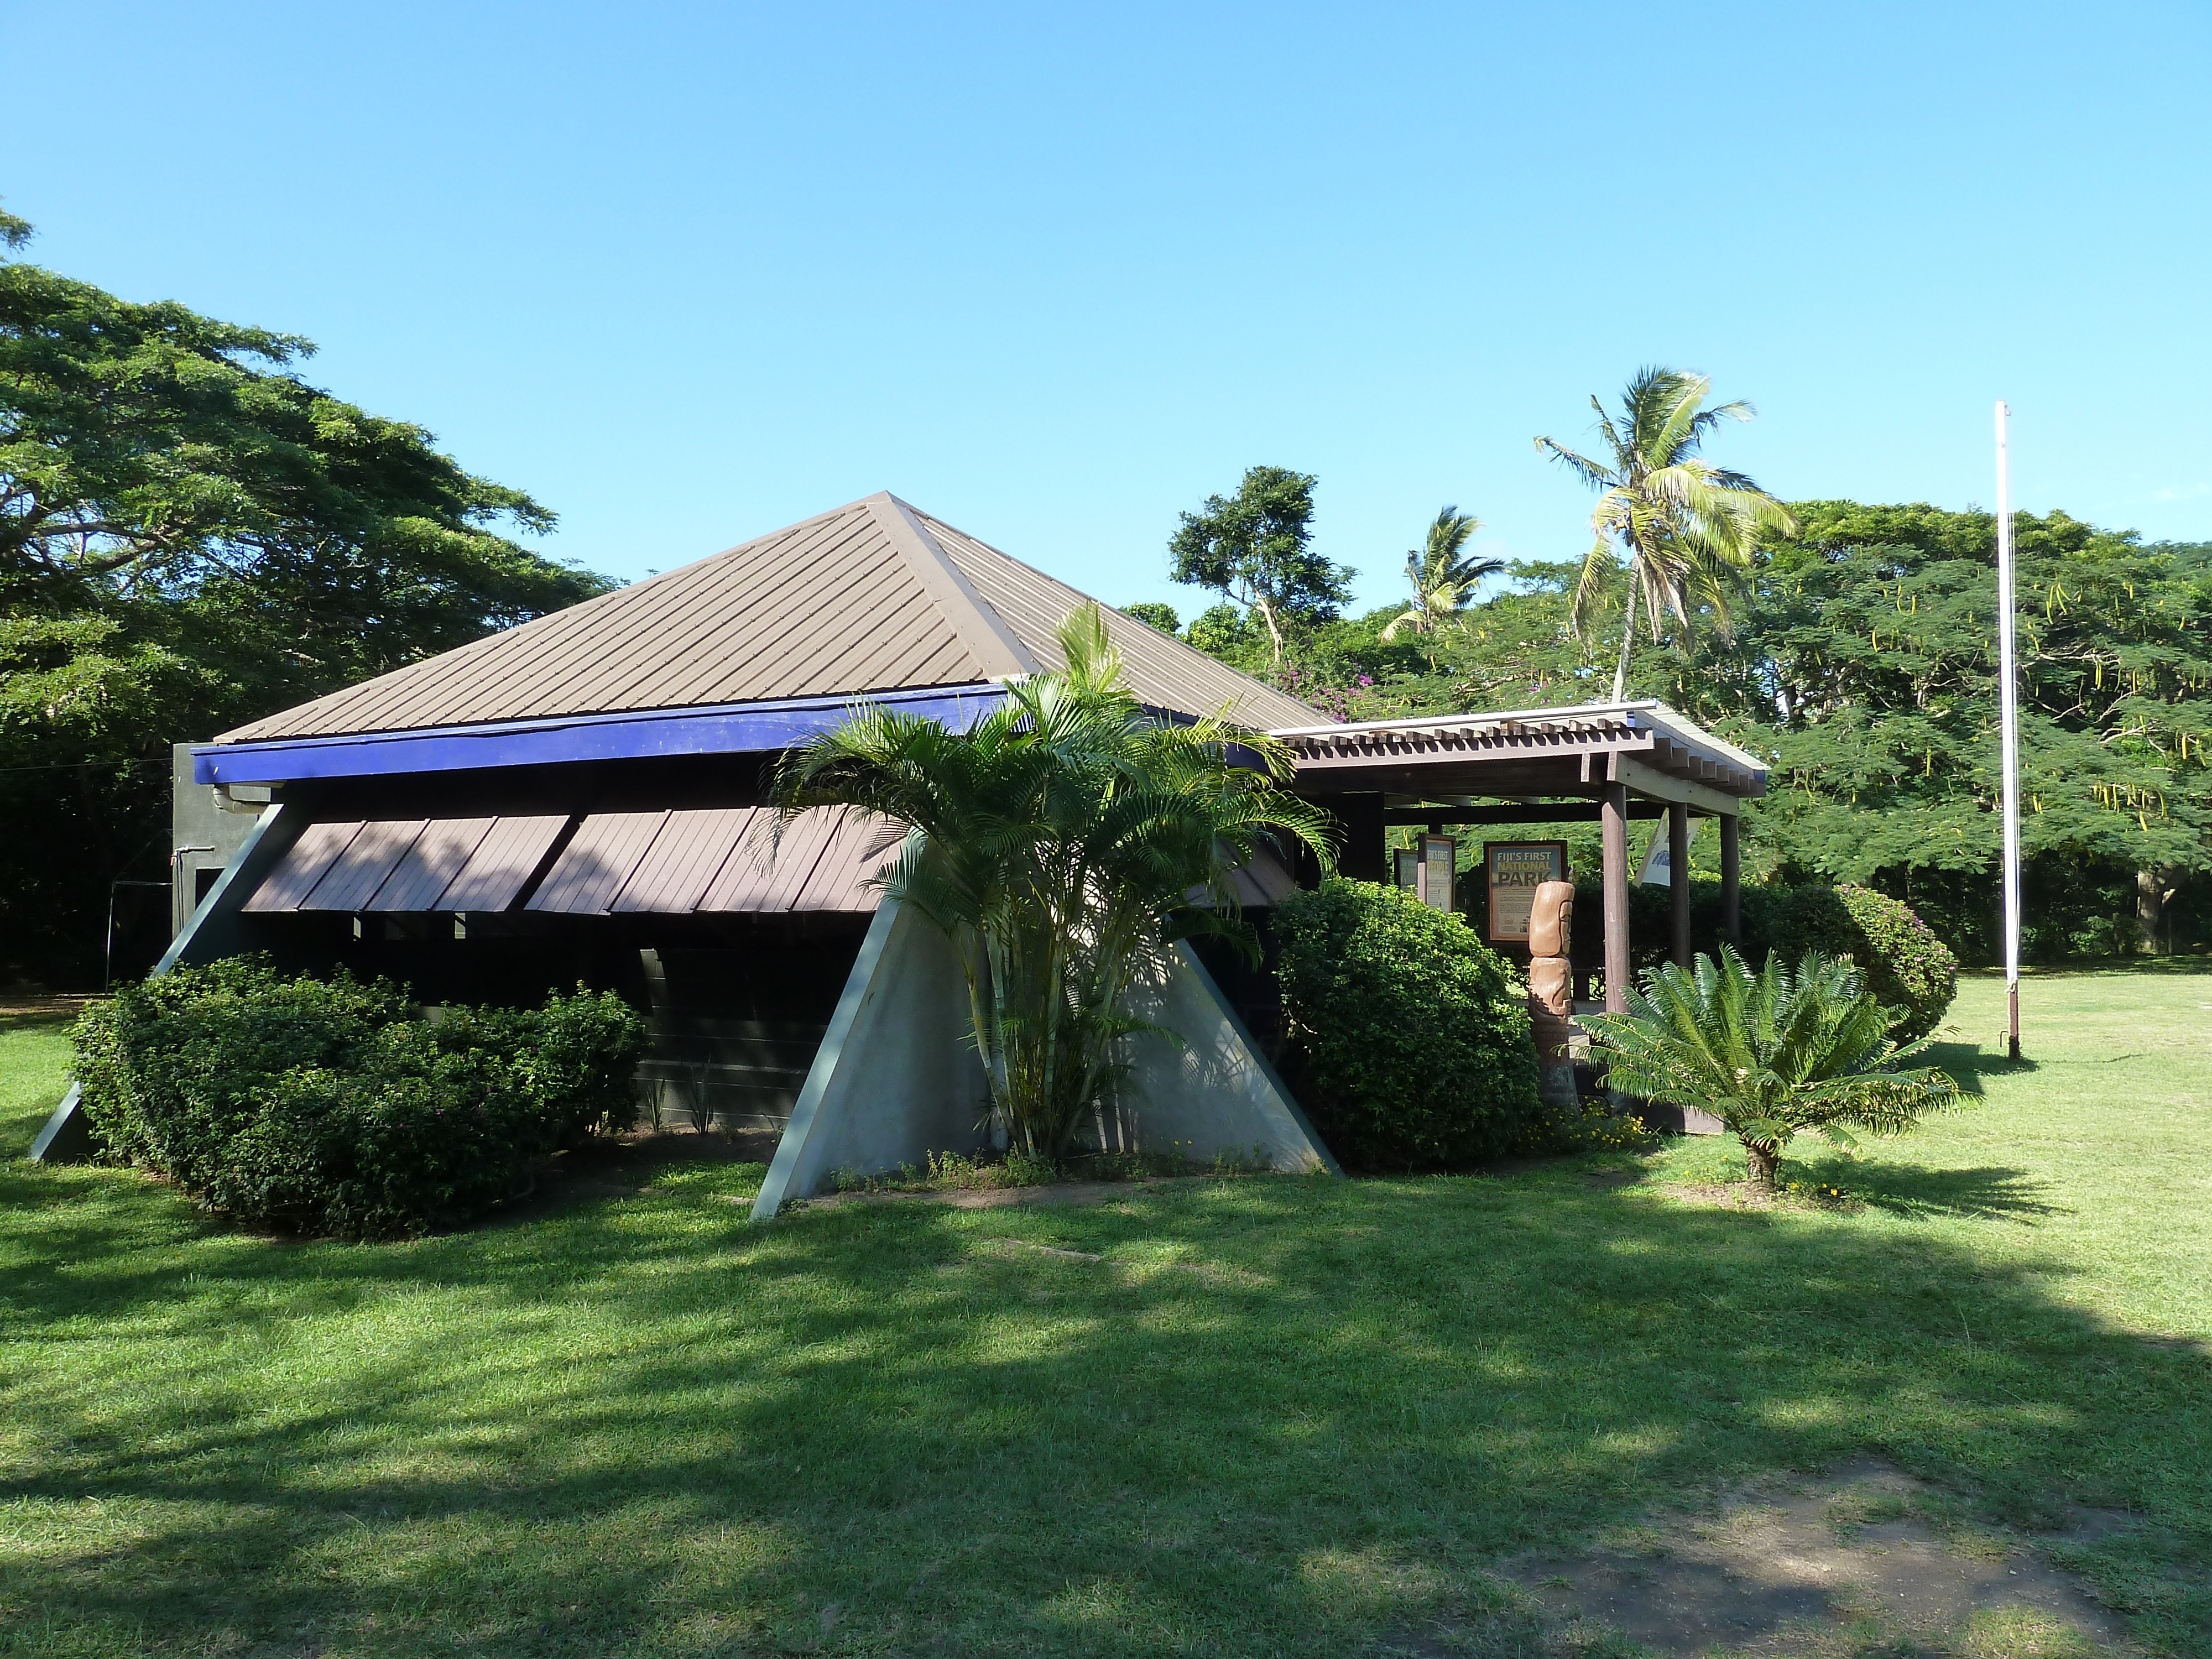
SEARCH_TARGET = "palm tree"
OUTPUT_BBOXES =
[1535,367,1796,702]
[1583,946,1961,1192]
[773,604,1338,1159]
[1379,505,1502,644]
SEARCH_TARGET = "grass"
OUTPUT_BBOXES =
[0,971,2206,1657]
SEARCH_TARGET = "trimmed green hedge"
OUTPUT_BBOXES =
[72,959,646,1240]
[1568,876,1958,1043]
[1273,879,1540,1170]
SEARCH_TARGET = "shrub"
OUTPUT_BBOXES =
[1751,884,1958,1043]
[71,958,646,1239]
[1273,879,1540,1169]
[1583,946,1961,1191]
[1567,875,1958,1043]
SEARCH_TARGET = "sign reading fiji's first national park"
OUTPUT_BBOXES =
[1484,840,1568,943]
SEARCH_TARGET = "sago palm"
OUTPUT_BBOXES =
[1535,367,1796,702]
[1582,945,1960,1192]
[773,604,1338,1159]
[1379,505,1501,645]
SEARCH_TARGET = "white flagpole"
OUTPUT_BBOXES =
[1995,401,2022,1059]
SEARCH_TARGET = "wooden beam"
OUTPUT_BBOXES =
[1614,754,1744,816]
[1721,812,1742,946]
[1669,801,1691,968]
[1381,801,1666,826]
[1288,731,1655,773]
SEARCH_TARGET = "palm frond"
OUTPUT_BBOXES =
[1534,436,1619,494]
[1584,945,1961,1171]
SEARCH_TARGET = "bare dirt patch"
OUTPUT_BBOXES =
[0,994,100,1022]
[1668,1181,1861,1216]
[1500,1458,2132,1656]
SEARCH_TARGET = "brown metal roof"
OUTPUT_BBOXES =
[217,494,1317,743]
[913,510,1320,729]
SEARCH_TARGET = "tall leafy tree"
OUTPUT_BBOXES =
[0,214,611,983]
[1176,494,2212,960]
[1379,505,1501,645]
[1167,465,1353,665]
[1710,504,2211,954]
[1535,367,1796,701]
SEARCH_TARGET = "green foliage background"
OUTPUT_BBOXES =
[1155,502,2212,963]
[1,230,613,984]
[1272,878,1540,1168]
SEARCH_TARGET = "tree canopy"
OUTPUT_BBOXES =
[1379,505,1499,646]
[1167,466,1353,664]
[1535,367,1795,701]
[0,217,612,984]
[1172,491,2212,962]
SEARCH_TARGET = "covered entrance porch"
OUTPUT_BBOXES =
[1271,702,1767,1011]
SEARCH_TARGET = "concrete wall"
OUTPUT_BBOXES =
[750,912,1338,1217]
[169,745,265,938]
[749,900,993,1217]
[1089,943,1338,1174]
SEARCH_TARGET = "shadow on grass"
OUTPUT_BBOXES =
[1790,1155,2070,1224]
[1922,1039,2025,1086]
[0,1155,2205,1657]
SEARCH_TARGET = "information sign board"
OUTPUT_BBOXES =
[1420,833,1455,912]
[1484,840,1568,942]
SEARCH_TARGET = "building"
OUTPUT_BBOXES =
[33,494,1338,1198]
[33,493,1767,1186]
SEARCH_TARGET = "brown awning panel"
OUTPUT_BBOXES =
[242,820,364,912]
[437,815,568,911]
[525,811,670,914]
[530,806,899,915]
[366,818,495,911]
[243,815,569,913]
[610,808,761,914]
[242,808,895,917]
[305,820,427,912]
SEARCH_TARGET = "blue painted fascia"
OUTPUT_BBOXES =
[194,683,1009,785]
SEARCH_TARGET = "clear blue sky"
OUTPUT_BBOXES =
[11,2,2209,617]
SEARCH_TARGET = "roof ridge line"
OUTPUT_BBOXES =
[869,492,1038,680]
[911,505,1323,721]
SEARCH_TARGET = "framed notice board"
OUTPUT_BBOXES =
[1394,838,1457,910]
[1484,840,1568,943]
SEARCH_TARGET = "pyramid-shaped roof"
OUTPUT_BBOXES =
[218,493,1319,743]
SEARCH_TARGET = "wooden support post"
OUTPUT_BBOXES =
[1307,791,1385,884]
[1669,801,1691,968]
[1601,779,1629,1013]
[1720,811,1741,948]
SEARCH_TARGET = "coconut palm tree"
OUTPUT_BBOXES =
[773,604,1338,1159]
[1535,367,1796,702]
[1379,505,1503,644]
[1583,945,1961,1192]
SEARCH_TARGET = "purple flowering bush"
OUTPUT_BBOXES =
[71,958,644,1239]
[1267,662,1376,723]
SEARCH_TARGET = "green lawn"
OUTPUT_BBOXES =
[1,971,2206,1656]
